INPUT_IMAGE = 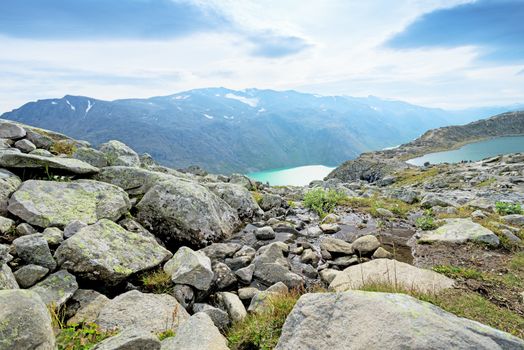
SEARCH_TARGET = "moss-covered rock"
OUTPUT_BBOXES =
[55,219,172,285]
[99,140,140,167]
[8,180,131,228]
[29,270,78,308]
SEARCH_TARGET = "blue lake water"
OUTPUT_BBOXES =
[247,165,336,186]
[407,135,524,166]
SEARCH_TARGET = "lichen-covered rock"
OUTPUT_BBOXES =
[200,242,242,261]
[206,182,263,220]
[0,215,15,235]
[66,289,110,325]
[41,227,64,246]
[99,140,140,167]
[95,166,179,195]
[13,264,49,288]
[30,270,78,308]
[0,169,21,216]
[8,180,131,228]
[12,233,56,270]
[73,147,108,168]
[96,290,189,334]
[55,219,172,285]
[137,179,239,247]
[0,264,19,290]
[275,291,524,350]
[164,246,213,291]
[0,151,99,175]
[0,289,55,350]
[160,313,229,350]
[93,328,161,350]
[418,218,500,247]
[330,259,454,293]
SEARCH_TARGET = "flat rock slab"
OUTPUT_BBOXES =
[0,151,98,175]
[56,219,172,285]
[8,180,130,228]
[329,259,454,293]
[0,289,55,350]
[276,291,524,350]
[96,290,189,334]
[418,218,500,247]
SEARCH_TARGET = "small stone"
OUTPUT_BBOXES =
[375,208,394,218]
[14,264,49,288]
[319,223,340,234]
[329,256,358,268]
[238,287,259,300]
[172,284,194,310]
[14,139,36,153]
[320,237,353,255]
[235,264,255,284]
[0,215,15,235]
[200,243,242,260]
[372,247,393,259]
[92,328,160,350]
[41,227,64,246]
[301,249,320,266]
[321,213,339,224]
[164,247,214,291]
[471,210,486,219]
[13,233,56,270]
[352,235,380,255]
[30,270,78,307]
[254,226,276,240]
[215,292,247,323]
[192,303,230,330]
[212,262,237,290]
[99,140,140,167]
[15,223,37,236]
[319,268,340,284]
[63,220,87,238]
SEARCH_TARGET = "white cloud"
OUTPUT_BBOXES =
[0,0,522,112]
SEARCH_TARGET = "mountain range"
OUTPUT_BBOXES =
[2,88,523,173]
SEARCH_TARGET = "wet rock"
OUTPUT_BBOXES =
[0,289,55,350]
[418,218,500,247]
[99,140,140,167]
[254,226,276,240]
[13,233,56,270]
[275,291,524,350]
[13,264,49,288]
[164,246,214,291]
[8,180,130,228]
[96,290,189,333]
[55,219,171,285]
[137,179,239,247]
[30,270,78,307]
[161,312,228,350]
[352,235,380,255]
[330,259,454,293]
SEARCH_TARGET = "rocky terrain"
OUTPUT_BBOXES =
[1,118,524,349]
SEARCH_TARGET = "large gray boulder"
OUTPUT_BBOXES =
[12,233,56,270]
[137,179,239,247]
[0,121,26,139]
[73,147,108,168]
[30,270,78,308]
[205,182,263,220]
[0,151,98,175]
[55,219,171,285]
[99,140,140,167]
[0,289,55,350]
[275,291,524,350]
[163,246,213,291]
[418,218,500,247]
[329,259,454,293]
[160,313,229,350]
[95,166,180,195]
[0,169,20,216]
[96,290,190,333]
[8,180,131,228]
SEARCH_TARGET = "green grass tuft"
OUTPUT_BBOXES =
[495,201,523,215]
[303,188,347,218]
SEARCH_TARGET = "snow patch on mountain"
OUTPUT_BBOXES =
[224,93,258,107]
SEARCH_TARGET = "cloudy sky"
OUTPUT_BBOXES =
[0,0,523,112]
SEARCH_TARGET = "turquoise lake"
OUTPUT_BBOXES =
[407,135,524,166]
[247,165,336,186]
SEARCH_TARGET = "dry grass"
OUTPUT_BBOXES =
[140,269,173,294]
[50,140,77,156]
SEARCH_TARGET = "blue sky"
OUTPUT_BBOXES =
[0,0,523,111]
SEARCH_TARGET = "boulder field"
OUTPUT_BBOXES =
[1,119,524,349]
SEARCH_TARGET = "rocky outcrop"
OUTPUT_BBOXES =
[8,180,130,228]
[136,179,239,247]
[418,218,500,246]
[276,291,524,350]
[0,151,99,175]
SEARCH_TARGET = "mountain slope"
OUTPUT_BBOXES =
[1,88,519,173]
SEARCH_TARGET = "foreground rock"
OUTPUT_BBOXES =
[93,329,161,350]
[8,180,131,228]
[0,151,98,175]
[418,218,500,247]
[329,259,454,293]
[0,289,55,350]
[55,219,171,285]
[160,312,229,350]
[30,270,78,307]
[276,291,524,350]
[137,179,239,247]
[96,290,190,333]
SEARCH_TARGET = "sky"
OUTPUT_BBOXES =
[0,0,523,112]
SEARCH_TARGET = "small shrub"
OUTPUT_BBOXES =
[495,202,523,215]
[227,290,301,350]
[157,329,176,341]
[415,216,440,230]
[251,191,263,205]
[140,269,173,294]
[303,188,347,218]
[56,323,117,350]
[287,200,296,208]
[50,140,77,156]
